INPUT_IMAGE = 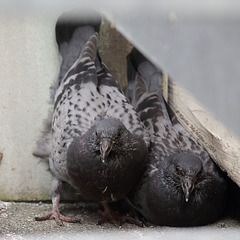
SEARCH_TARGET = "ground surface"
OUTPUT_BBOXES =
[1,201,240,240]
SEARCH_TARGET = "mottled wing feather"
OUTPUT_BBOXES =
[126,48,170,122]
[97,64,122,92]
[51,35,150,182]
[127,47,227,227]
[132,73,164,137]
[51,34,100,181]
[135,78,209,166]
[97,64,150,145]
[128,48,212,168]
[56,11,101,82]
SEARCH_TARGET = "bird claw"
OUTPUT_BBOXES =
[97,208,120,227]
[35,212,81,226]
[119,214,145,228]
[97,208,144,228]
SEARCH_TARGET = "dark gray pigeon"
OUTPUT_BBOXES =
[34,12,149,225]
[126,48,227,227]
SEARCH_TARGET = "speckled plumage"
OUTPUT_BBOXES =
[126,48,227,227]
[34,12,148,225]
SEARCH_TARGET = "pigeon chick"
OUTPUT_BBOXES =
[34,12,149,225]
[126,48,227,227]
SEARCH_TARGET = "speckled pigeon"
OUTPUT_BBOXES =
[34,12,149,225]
[126,48,227,227]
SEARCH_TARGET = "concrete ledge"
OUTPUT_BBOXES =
[1,202,240,239]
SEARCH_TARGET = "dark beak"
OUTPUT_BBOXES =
[100,139,112,163]
[181,178,194,202]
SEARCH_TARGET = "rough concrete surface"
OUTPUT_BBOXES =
[0,11,60,201]
[0,201,240,240]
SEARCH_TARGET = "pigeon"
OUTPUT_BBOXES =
[34,12,149,225]
[126,48,227,227]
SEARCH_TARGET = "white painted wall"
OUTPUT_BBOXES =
[0,11,60,200]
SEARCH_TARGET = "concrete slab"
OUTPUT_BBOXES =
[1,201,240,240]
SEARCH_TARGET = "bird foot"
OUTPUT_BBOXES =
[35,211,81,226]
[97,202,144,227]
[97,207,120,227]
[97,210,144,227]
[118,213,145,227]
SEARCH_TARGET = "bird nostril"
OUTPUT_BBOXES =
[181,178,194,202]
[100,140,112,162]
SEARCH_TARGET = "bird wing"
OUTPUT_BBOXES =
[52,32,100,151]
[50,32,102,181]
[50,14,150,182]
[126,48,170,122]
[127,48,212,165]
[96,64,150,145]
[127,48,227,228]
[55,10,101,87]
[33,11,101,161]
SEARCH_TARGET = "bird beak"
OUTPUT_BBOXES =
[181,178,194,202]
[100,139,112,163]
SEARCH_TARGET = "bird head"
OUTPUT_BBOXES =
[94,118,126,163]
[172,153,203,202]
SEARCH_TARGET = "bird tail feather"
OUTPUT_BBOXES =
[126,48,170,121]
[55,10,101,82]
[33,109,53,161]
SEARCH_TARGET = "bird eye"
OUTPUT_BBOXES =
[115,131,122,139]
[196,168,203,178]
[95,132,99,138]
[175,166,181,174]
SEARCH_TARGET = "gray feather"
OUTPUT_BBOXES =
[35,13,149,208]
[33,109,53,160]
[127,48,227,227]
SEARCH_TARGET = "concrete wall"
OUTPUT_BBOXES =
[0,11,61,200]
